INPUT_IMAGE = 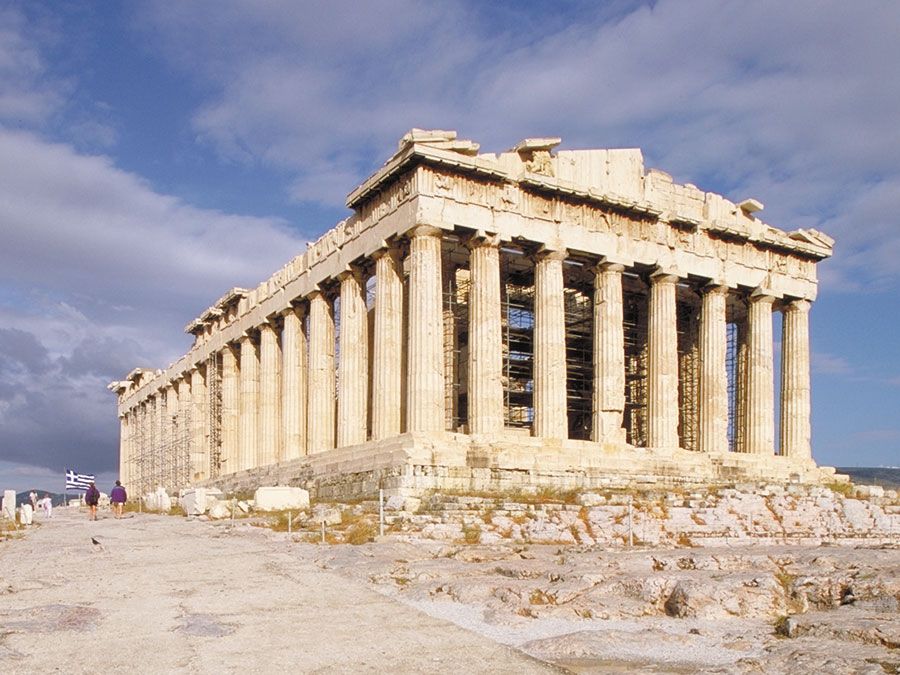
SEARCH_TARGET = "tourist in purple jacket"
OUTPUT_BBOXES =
[110,480,127,519]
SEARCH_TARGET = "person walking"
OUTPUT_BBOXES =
[85,482,100,521]
[29,491,37,510]
[110,481,127,519]
[39,494,52,518]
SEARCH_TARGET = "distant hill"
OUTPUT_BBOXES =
[836,467,900,489]
[14,491,69,507]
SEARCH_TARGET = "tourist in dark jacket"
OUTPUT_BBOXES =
[85,482,100,521]
[110,481,127,519]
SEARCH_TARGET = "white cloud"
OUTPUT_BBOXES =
[811,351,853,376]
[0,128,307,473]
[139,0,900,289]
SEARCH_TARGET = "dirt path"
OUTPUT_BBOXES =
[0,509,556,674]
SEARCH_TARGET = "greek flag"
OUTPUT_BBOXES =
[65,470,95,491]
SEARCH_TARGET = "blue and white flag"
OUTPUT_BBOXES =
[65,470,95,491]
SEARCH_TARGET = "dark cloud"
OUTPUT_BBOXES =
[0,327,51,375]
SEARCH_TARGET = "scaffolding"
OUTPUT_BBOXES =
[207,355,223,479]
[129,393,192,496]
[676,292,700,452]
[502,270,534,428]
[623,287,649,447]
[564,284,593,440]
[442,242,469,432]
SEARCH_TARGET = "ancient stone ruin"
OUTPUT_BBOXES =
[109,130,838,499]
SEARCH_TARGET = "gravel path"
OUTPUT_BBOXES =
[0,508,556,674]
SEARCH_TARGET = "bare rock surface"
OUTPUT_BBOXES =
[0,508,553,674]
[293,535,900,674]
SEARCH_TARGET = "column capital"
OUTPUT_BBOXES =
[406,223,443,239]
[650,267,680,285]
[337,265,366,283]
[371,244,402,262]
[749,287,777,304]
[589,260,626,275]
[465,230,501,250]
[533,245,567,263]
[701,282,730,296]
[783,298,812,313]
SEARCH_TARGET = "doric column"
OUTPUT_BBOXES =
[745,292,775,455]
[467,234,504,434]
[118,413,128,487]
[647,270,680,449]
[533,248,568,439]
[337,268,369,447]
[190,367,208,482]
[406,225,445,432]
[258,322,282,467]
[176,377,191,487]
[372,247,403,439]
[281,306,307,460]
[698,284,729,453]
[219,346,239,474]
[307,290,335,453]
[591,262,626,443]
[238,335,259,470]
[780,299,812,460]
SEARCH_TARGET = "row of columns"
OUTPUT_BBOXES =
[122,226,814,486]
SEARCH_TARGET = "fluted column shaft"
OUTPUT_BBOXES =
[592,263,626,443]
[745,293,775,454]
[258,323,282,466]
[190,368,208,482]
[338,269,369,447]
[308,291,335,453]
[648,272,680,449]
[238,336,259,470]
[220,346,239,474]
[780,299,812,459]
[468,236,504,434]
[372,248,403,439]
[406,226,445,432]
[533,249,568,439]
[281,307,307,459]
[175,378,191,489]
[118,414,128,487]
[698,285,729,453]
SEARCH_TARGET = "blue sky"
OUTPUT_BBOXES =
[0,0,898,492]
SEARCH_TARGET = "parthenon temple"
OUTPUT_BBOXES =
[109,130,838,499]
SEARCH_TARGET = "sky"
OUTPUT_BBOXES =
[0,0,898,492]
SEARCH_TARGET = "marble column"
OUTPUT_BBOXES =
[745,292,775,455]
[190,367,208,481]
[372,247,403,439]
[176,377,191,486]
[118,414,128,487]
[591,262,626,443]
[780,299,812,460]
[307,290,335,453]
[468,235,504,434]
[281,306,308,460]
[337,268,369,447]
[533,248,568,439]
[238,335,259,470]
[647,271,680,449]
[406,225,445,433]
[258,322,282,466]
[698,285,729,453]
[220,346,239,474]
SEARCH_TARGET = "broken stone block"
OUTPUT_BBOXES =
[208,501,231,519]
[312,504,342,526]
[180,488,223,516]
[19,504,33,525]
[253,486,310,511]
[237,501,250,513]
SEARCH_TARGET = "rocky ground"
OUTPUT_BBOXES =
[1,487,898,673]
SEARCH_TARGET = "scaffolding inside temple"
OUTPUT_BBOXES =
[129,395,192,497]
[563,280,593,441]
[207,356,223,479]
[442,240,469,432]
[677,291,700,452]
[623,282,649,448]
